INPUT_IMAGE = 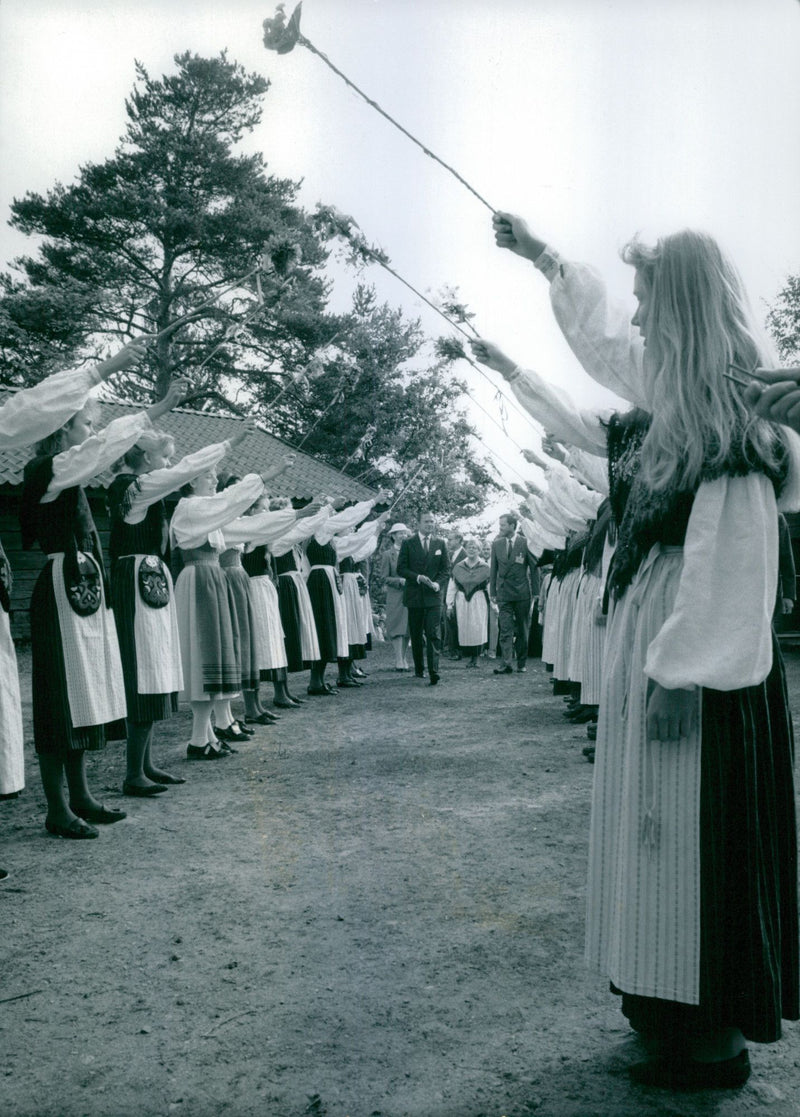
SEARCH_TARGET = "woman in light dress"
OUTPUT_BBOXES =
[379,523,411,670]
[446,536,489,667]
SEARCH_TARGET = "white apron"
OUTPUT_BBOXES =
[586,544,703,1004]
[50,552,127,728]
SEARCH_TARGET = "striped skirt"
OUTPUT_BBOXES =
[578,571,605,706]
[0,610,24,793]
[175,562,241,701]
[540,576,560,667]
[587,543,798,1040]
[554,568,581,680]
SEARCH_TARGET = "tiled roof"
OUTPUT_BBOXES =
[0,390,376,501]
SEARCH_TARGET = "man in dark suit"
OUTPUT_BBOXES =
[397,511,450,685]
[490,512,538,675]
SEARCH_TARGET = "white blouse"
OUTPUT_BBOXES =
[271,505,333,558]
[507,363,611,456]
[534,247,647,409]
[170,474,265,551]
[645,473,778,691]
[315,498,376,544]
[0,364,101,450]
[563,447,609,497]
[42,412,151,502]
[223,507,298,548]
[122,441,230,524]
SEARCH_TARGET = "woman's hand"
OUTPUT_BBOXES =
[492,212,547,262]
[646,683,698,742]
[228,419,259,449]
[96,337,150,380]
[743,368,800,432]
[468,338,517,379]
[146,377,190,421]
[296,499,322,519]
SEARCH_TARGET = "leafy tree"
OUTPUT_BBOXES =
[0,50,499,518]
[767,274,800,363]
[0,51,339,405]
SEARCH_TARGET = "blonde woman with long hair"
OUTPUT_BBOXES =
[487,215,800,1089]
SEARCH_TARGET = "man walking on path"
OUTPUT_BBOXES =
[397,512,450,685]
[490,512,538,675]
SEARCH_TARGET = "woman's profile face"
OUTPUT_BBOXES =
[191,469,217,497]
[631,269,652,346]
[64,405,94,448]
[144,447,172,472]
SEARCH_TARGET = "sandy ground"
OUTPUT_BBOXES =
[2,641,800,1117]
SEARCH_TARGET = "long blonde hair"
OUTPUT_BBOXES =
[623,230,782,492]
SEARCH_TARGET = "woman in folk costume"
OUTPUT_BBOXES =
[487,212,800,1089]
[20,374,183,840]
[226,490,321,719]
[0,342,147,859]
[169,425,268,760]
[272,502,330,680]
[353,524,382,664]
[333,514,388,684]
[211,459,297,744]
[108,409,249,795]
[305,491,391,695]
[379,523,411,670]
[446,536,490,667]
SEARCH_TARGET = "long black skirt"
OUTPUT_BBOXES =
[620,635,798,1045]
[112,557,178,723]
[306,567,341,665]
[30,564,126,755]
[277,575,310,673]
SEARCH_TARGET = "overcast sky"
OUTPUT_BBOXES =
[1,0,799,513]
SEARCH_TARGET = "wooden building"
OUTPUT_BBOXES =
[0,394,376,639]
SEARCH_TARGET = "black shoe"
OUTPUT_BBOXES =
[285,693,304,705]
[123,781,168,797]
[493,665,513,675]
[429,672,440,686]
[72,803,127,825]
[214,723,251,743]
[352,666,368,678]
[45,817,99,839]
[336,679,360,688]
[516,664,527,673]
[628,1049,750,1091]
[186,743,225,760]
[566,706,597,724]
[273,699,299,709]
[414,672,425,679]
[245,711,280,724]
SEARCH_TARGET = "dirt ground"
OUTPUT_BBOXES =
[2,640,800,1117]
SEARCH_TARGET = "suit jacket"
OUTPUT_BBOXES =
[490,534,538,603]
[397,534,450,608]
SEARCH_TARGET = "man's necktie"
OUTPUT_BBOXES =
[422,536,429,554]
